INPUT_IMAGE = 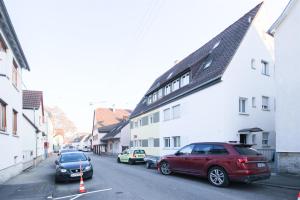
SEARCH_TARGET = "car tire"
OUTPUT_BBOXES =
[129,159,135,165]
[160,161,172,175]
[146,161,152,169]
[117,158,121,163]
[208,166,229,187]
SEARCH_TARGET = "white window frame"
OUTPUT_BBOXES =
[251,58,256,69]
[239,97,248,114]
[181,72,190,87]
[163,108,171,121]
[148,95,152,105]
[153,92,157,102]
[262,132,269,146]
[261,60,270,76]
[0,100,7,132]
[172,104,180,119]
[165,84,171,95]
[252,134,256,144]
[172,79,180,91]
[148,138,154,147]
[158,88,163,99]
[262,96,270,111]
[164,137,170,148]
[252,97,256,108]
[173,136,180,148]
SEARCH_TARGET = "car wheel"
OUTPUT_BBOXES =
[117,158,121,163]
[146,161,152,169]
[208,166,229,187]
[160,161,172,175]
[129,159,135,165]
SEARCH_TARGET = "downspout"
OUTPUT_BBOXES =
[34,108,37,167]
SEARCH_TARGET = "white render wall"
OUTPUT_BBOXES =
[273,1,300,174]
[222,25,275,150]
[0,29,24,183]
[119,123,130,150]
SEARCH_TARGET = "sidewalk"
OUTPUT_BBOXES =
[255,173,300,190]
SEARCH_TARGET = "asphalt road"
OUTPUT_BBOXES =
[0,153,298,200]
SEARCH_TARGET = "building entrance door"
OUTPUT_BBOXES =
[240,134,247,144]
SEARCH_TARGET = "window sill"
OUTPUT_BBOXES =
[0,130,9,135]
[261,73,270,77]
[239,112,249,116]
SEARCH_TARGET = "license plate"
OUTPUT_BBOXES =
[257,163,266,168]
[138,155,144,158]
[70,173,81,177]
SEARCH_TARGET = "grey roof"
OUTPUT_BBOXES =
[130,3,262,118]
[22,90,43,110]
[101,120,129,141]
[97,123,120,133]
[0,1,30,70]
[238,127,263,133]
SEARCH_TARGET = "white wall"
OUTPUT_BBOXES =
[222,25,275,149]
[0,30,24,183]
[274,1,300,153]
[119,123,130,149]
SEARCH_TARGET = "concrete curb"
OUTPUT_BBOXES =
[254,182,300,191]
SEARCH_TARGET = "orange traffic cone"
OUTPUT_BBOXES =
[297,192,300,200]
[79,176,86,193]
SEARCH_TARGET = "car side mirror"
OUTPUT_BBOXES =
[175,151,180,156]
[88,157,91,161]
[55,160,59,165]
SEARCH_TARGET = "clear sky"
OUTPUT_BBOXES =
[4,0,288,132]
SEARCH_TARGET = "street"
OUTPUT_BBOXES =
[0,153,298,200]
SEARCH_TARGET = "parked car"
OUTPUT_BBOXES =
[55,152,93,182]
[57,149,78,156]
[157,142,270,187]
[117,149,146,165]
[144,155,160,169]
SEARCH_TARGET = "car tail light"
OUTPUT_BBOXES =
[237,158,248,164]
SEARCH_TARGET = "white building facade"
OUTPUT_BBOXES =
[130,3,275,161]
[268,0,300,174]
[0,1,31,183]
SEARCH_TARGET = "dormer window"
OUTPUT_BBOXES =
[172,79,180,91]
[148,95,152,105]
[158,88,163,99]
[165,84,171,95]
[181,72,190,87]
[153,92,157,102]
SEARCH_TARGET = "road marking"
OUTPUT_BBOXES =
[52,188,112,200]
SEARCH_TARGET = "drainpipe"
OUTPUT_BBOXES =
[33,108,38,167]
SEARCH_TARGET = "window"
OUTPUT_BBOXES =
[133,140,138,147]
[153,112,160,123]
[147,95,152,105]
[252,134,256,144]
[139,119,142,126]
[181,73,190,87]
[138,140,142,147]
[192,144,213,155]
[12,60,18,88]
[261,60,269,76]
[158,88,163,99]
[134,121,138,128]
[130,121,134,129]
[262,132,269,146]
[251,58,256,69]
[172,104,180,119]
[141,116,149,126]
[148,138,154,147]
[165,84,171,95]
[149,115,153,124]
[142,139,148,147]
[154,138,160,147]
[173,136,180,147]
[172,79,180,91]
[0,35,7,52]
[164,137,170,148]
[262,96,269,110]
[177,144,194,155]
[0,100,7,132]
[210,145,228,155]
[163,108,171,121]
[239,97,248,114]
[153,92,157,102]
[12,110,17,135]
[252,97,256,108]
[234,145,261,155]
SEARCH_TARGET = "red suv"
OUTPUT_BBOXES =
[157,142,270,187]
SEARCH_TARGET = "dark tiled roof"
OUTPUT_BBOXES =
[22,90,43,109]
[98,123,119,133]
[130,3,262,118]
[101,120,129,141]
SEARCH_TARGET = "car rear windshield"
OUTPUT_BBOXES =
[134,150,145,154]
[234,146,261,155]
[60,153,87,163]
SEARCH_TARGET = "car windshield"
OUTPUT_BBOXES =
[134,150,145,154]
[60,153,87,163]
[234,146,261,155]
